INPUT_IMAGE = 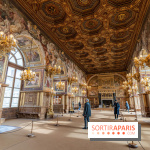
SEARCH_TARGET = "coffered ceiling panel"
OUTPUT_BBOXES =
[12,0,150,74]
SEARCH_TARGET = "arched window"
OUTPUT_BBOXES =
[3,48,24,108]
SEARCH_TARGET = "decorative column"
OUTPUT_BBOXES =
[0,84,8,125]
[47,75,54,118]
[62,95,65,113]
[65,95,69,113]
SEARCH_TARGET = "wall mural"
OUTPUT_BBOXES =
[24,72,41,88]
[88,74,126,98]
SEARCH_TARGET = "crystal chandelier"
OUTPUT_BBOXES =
[20,67,35,81]
[72,86,78,93]
[134,49,150,68]
[20,39,35,81]
[56,80,65,90]
[82,89,86,95]
[50,87,56,95]
[141,76,149,86]
[79,82,87,89]
[70,93,75,98]
[45,65,61,77]
[68,75,78,85]
[122,73,138,94]
[0,31,17,58]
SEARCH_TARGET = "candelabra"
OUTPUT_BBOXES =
[72,86,79,93]
[68,76,78,85]
[56,80,65,90]
[20,67,36,81]
[79,82,87,89]
[0,31,16,58]
[82,89,86,95]
[45,65,61,77]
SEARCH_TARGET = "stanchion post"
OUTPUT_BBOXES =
[126,117,138,148]
[62,108,63,116]
[27,120,35,138]
[68,112,72,121]
[77,110,80,117]
[55,114,59,126]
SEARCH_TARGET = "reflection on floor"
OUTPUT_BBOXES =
[0,125,20,133]
[0,110,150,150]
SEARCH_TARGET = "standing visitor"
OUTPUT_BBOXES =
[114,100,120,120]
[72,101,74,110]
[125,101,130,113]
[79,101,81,110]
[83,99,91,129]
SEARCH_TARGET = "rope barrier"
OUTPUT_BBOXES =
[55,114,59,126]
[27,120,35,137]
[0,122,32,134]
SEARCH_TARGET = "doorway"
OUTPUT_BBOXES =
[102,100,112,108]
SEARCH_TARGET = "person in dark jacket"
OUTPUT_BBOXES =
[79,102,81,110]
[83,99,91,129]
[114,100,120,120]
[125,101,129,113]
[72,101,74,110]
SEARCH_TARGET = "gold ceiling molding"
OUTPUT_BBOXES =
[12,0,150,74]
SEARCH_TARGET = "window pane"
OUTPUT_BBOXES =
[11,98,19,107]
[13,88,20,97]
[6,77,14,87]
[15,52,22,59]
[14,79,21,88]
[4,87,12,97]
[16,69,21,79]
[17,59,23,66]
[11,48,17,54]
[7,67,15,77]
[9,56,16,64]
[9,54,13,60]
[2,98,11,108]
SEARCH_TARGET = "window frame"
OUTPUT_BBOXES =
[3,48,24,108]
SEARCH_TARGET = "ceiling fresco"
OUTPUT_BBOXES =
[11,0,150,74]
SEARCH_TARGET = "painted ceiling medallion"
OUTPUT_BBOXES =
[80,59,92,63]
[68,0,100,16]
[111,44,129,53]
[75,51,89,58]
[84,64,95,68]
[110,31,131,43]
[110,10,136,29]
[107,0,135,7]
[112,60,126,64]
[88,37,106,47]
[95,56,108,61]
[92,48,107,55]
[81,18,103,35]
[56,26,77,40]
[67,41,84,50]
[39,1,66,24]
[112,53,127,59]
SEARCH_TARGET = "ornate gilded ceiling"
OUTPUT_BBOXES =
[12,0,150,74]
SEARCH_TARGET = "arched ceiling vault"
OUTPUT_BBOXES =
[11,0,150,74]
